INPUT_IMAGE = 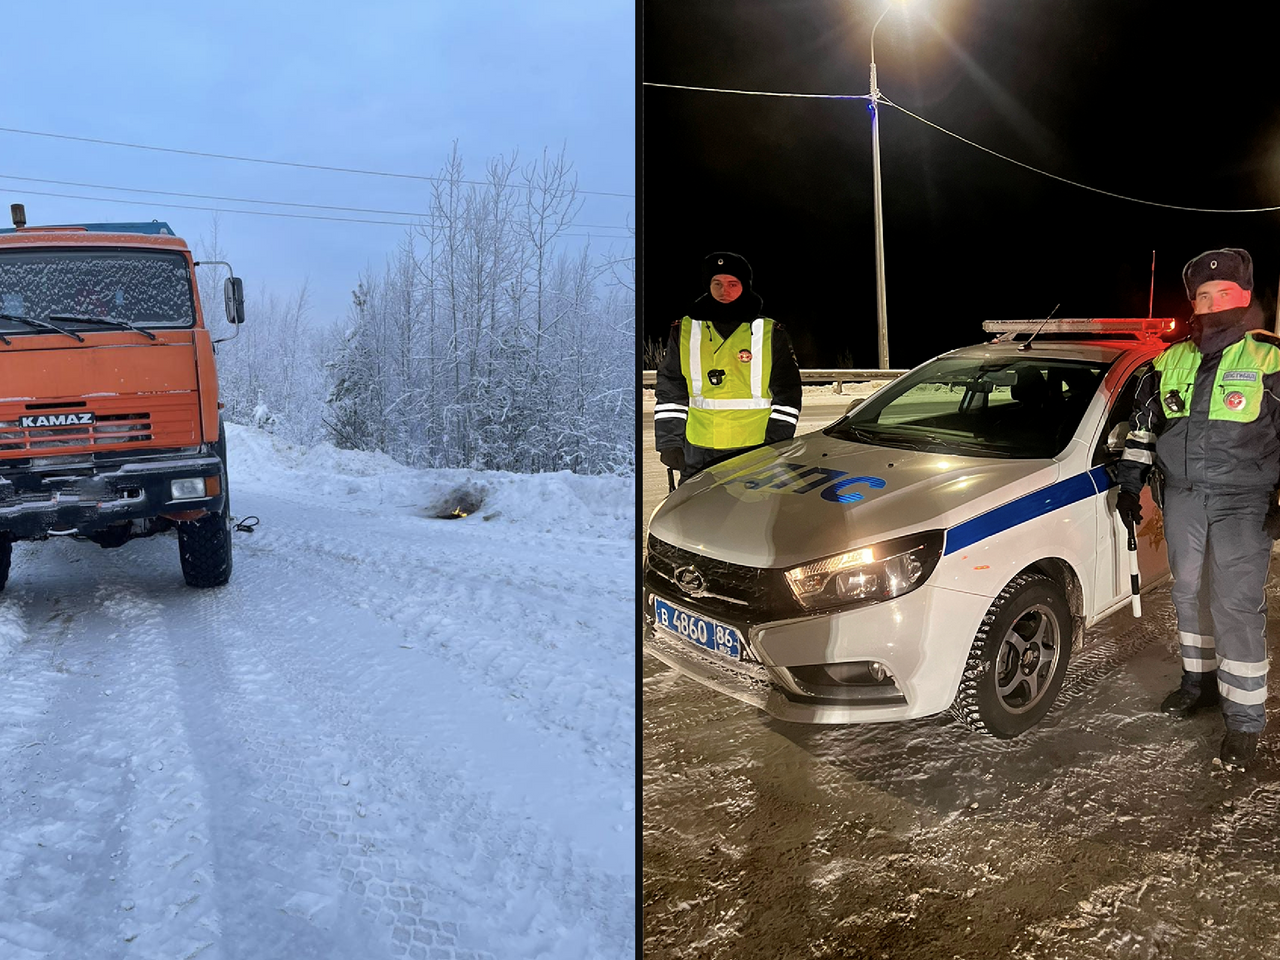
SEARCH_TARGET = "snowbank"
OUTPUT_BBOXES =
[225,422,635,541]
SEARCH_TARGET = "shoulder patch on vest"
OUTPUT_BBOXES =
[1250,329,1280,348]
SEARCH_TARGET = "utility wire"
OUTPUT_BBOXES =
[0,186,629,239]
[643,81,871,100]
[646,79,1280,213]
[0,173,633,232]
[880,97,1280,214]
[0,125,635,200]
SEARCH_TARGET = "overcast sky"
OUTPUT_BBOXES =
[2,1,634,326]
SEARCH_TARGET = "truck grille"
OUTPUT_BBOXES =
[644,535,804,624]
[0,396,198,459]
[0,412,153,451]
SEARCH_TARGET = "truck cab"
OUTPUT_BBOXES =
[0,207,245,590]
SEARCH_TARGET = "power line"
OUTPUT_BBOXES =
[646,79,1280,213]
[0,186,632,240]
[0,125,635,200]
[643,81,870,100]
[0,173,633,232]
[880,97,1280,214]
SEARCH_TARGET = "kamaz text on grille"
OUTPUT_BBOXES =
[19,413,95,428]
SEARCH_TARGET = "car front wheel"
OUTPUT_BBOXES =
[953,573,1072,738]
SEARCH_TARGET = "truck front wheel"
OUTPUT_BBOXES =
[178,502,233,588]
[0,536,10,592]
[178,430,233,588]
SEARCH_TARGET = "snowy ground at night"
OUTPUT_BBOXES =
[0,423,635,960]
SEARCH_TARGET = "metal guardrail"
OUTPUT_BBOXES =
[641,369,907,391]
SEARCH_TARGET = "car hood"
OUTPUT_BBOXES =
[648,433,1061,569]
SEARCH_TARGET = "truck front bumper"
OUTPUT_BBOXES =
[0,453,226,539]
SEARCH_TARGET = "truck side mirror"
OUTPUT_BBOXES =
[224,277,245,325]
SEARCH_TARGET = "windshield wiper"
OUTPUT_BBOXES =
[829,423,933,451]
[46,314,157,340]
[0,312,83,342]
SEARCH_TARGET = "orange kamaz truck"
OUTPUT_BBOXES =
[0,204,245,590]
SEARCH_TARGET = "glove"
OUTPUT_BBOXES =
[1265,499,1280,540]
[1116,489,1143,532]
[659,447,686,472]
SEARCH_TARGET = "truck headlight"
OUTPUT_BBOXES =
[784,530,945,611]
[170,477,208,500]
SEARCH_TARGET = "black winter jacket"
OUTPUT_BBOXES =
[1117,303,1280,495]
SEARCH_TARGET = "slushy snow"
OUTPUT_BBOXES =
[0,422,635,960]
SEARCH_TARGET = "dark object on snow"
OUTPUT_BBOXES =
[428,484,486,520]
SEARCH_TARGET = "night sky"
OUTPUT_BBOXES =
[640,0,1280,370]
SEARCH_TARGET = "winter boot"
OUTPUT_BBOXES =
[1160,679,1220,720]
[1220,729,1260,768]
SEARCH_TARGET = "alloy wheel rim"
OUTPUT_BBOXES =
[994,603,1062,714]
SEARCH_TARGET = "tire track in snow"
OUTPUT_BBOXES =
[65,532,494,960]
[203,509,632,957]
[0,565,222,960]
[235,498,633,775]
[92,582,224,960]
[173,581,498,960]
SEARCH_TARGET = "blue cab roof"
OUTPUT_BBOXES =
[0,221,175,235]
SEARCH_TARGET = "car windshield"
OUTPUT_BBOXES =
[826,354,1112,459]
[0,248,196,335]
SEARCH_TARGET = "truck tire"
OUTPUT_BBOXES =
[953,573,1072,739]
[0,536,10,592]
[178,424,232,588]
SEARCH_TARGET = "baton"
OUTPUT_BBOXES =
[667,466,676,493]
[1127,524,1142,617]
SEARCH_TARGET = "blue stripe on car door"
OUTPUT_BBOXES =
[944,467,1112,555]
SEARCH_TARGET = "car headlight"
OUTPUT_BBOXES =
[784,530,945,612]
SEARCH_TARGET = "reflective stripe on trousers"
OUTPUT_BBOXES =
[1164,485,1273,732]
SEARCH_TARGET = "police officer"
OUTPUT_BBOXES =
[1117,247,1280,767]
[654,252,803,482]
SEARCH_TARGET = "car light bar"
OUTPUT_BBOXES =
[983,318,1176,335]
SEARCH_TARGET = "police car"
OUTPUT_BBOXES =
[643,318,1177,738]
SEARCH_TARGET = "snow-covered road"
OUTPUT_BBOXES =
[0,424,635,960]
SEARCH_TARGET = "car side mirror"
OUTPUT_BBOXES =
[224,277,245,325]
[1105,422,1129,454]
[844,397,865,416]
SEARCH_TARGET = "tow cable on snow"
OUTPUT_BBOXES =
[233,515,260,534]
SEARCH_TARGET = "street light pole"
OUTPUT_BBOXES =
[869,5,891,369]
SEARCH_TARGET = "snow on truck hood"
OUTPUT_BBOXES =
[648,432,1059,569]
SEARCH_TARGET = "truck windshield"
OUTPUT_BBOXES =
[0,248,196,335]
[825,354,1113,459]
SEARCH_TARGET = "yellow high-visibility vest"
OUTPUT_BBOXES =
[1154,334,1280,423]
[678,317,774,449]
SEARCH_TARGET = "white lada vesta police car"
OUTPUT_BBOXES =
[644,318,1177,738]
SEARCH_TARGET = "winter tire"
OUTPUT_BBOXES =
[178,423,232,588]
[954,573,1072,738]
[0,536,10,592]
